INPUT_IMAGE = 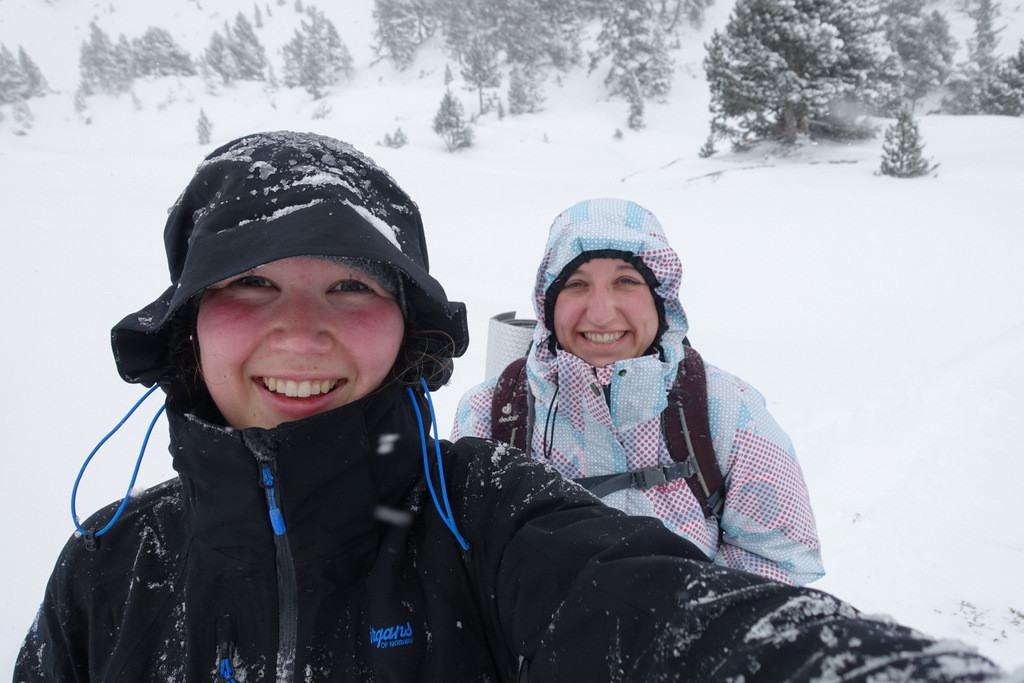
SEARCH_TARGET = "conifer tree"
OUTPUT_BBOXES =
[880,104,934,177]
[197,109,213,145]
[461,36,501,114]
[113,35,136,89]
[995,39,1024,114]
[881,0,957,102]
[590,0,673,100]
[982,39,1024,115]
[432,87,474,152]
[0,45,28,104]
[79,22,132,95]
[705,0,894,149]
[204,30,236,85]
[657,0,714,32]
[486,0,582,69]
[229,13,268,81]
[282,7,353,98]
[132,27,196,78]
[0,44,46,104]
[372,0,435,70]
[508,64,544,114]
[436,0,479,64]
[17,47,48,99]
[381,126,408,148]
[943,0,1019,114]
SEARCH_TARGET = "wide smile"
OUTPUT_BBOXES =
[262,377,339,398]
[581,331,627,344]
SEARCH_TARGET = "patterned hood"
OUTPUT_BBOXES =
[530,198,689,373]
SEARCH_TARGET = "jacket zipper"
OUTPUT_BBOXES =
[260,464,298,683]
[216,616,238,682]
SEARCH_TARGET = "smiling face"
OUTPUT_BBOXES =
[552,258,659,367]
[196,256,405,430]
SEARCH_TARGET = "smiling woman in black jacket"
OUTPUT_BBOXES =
[13,131,1007,682]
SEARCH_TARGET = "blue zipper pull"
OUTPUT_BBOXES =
[260,465,287,535]
[216,617,238,682]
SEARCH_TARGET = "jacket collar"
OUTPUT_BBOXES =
[169,384,423,562]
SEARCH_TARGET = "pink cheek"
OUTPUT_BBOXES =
[197,301,263,370]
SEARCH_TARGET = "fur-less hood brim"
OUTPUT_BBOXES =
[111,131,468,390]
[529,198,689,363]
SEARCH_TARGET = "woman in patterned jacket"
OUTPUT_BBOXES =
[452,198,824,586]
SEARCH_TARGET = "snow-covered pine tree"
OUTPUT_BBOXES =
[657,0,714,32]
[204,30,237,85]
[197,109,213,145]
[704,0,894,149]
[381,126,408,148]
[282,7,353,98]
[372,0,435,70]
[485,0,581,69]
[17,47,48,99]
[228,13,268,81]
[966,0,1002,75]
[993,39,1024,115]
[590,0,673,99]
[979,38,1024,115]
[132,27,196,78]
[943,0,1005,113]
[432,87,474,151]
[880,104,934,177]
[881,0,957,102]
[113,34,136,89]
[0,45,28,104]
[79,22,132,96]
[508,63,545,114]
[461,36,501,114]
[436,0,481,64]
[254,3,264,28]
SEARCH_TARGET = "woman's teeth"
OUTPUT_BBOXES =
[583,331,625,344]
[263,377,337,398]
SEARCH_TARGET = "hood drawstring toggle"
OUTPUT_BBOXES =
[70,384,166,550]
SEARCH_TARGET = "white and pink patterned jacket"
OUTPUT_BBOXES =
[452,198,823,586]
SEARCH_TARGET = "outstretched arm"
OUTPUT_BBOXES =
[448,438,1002,681]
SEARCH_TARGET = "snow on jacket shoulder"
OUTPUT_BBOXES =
[16,388,1004,681]
[451,198,823,586]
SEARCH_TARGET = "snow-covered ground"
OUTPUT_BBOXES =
[2,0,1023,674]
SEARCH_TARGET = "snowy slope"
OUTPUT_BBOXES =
[2,0,1023,673]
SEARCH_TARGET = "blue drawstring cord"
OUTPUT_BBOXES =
[407,379,469,551]
[71,384,166,541]
[71,382,464,549]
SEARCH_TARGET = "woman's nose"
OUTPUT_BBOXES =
[270,295,333,352]
[583,289,617,325]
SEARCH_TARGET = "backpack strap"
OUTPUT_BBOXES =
[491,348,725,521]
[491,357,530,451]
[662,346,725,519]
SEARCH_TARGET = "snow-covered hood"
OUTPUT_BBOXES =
[111,131,467,392]
[530,198,689,366]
